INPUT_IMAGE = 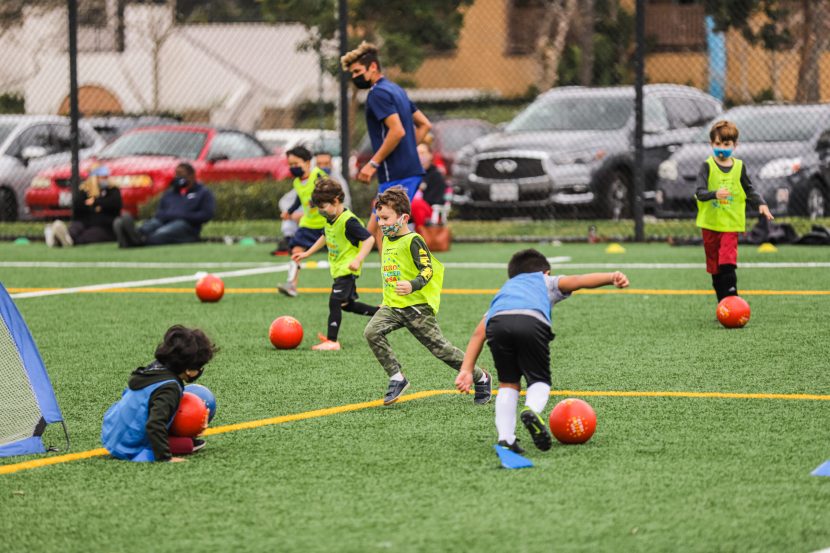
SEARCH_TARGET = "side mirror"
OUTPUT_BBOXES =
[21,146,48,161]
[207,154,228,164]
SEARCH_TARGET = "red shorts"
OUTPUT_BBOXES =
[702,229,738,274]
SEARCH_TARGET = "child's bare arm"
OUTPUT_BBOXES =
[558,272,629,293]
[456,317,486,393]
[292,235,326,262]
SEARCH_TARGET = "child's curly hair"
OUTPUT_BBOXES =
[311,178,345,206]
[375,186,411,216]
[155,325,217,374]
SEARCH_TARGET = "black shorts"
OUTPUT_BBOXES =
[486,314,554,386]
[289,227,324,250]
[331,275,359,303]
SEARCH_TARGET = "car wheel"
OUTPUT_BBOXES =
[602,169,631,220]
[806,182,827,220]
[0,187,18,222]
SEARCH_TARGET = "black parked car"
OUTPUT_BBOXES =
[655,103,830,220]
[451,85,721,219]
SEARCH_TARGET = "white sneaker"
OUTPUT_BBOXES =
[277,283,298,297]
[52,220,73,247]
[44,224,56,248]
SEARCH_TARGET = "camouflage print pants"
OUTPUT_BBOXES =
[364,304,485,380]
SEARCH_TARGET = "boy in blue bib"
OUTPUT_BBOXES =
[101,326,217,463]
[456,249,628,453]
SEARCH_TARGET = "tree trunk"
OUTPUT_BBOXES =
[578,0,595,86]
[795,0,830,102]
[535,0,578,91]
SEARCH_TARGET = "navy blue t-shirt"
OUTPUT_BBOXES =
[365,78,425,184]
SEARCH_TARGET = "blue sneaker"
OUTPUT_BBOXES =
[473,371,492,404]
[383,377,410,405]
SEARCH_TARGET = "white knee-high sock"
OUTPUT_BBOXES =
[495,387,520,444]
[525,382,551,414]
[287,261,299,282]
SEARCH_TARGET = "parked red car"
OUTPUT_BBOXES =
[26,125,283,218]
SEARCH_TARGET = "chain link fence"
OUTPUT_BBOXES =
[0,0,828,241]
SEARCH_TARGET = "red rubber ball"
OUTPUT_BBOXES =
[549,398,597,444]
[269,316,304,349]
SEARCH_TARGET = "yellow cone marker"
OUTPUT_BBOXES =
[605,243,626,254]
[304,261,318,269]
[757,242,778,253]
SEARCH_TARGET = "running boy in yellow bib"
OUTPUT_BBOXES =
[292,179,379,351]
[363,187,491,405]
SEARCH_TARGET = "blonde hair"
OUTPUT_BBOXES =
[340,41,380,72]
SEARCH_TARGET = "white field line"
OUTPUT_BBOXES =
[9,264,289,299]
[0,256,573,271]
[4,257,830,271]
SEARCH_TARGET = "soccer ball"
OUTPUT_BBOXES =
[184,384,217,423]
[549,398,597,444]
[195,274,224,302]
[717,296,750,328]
[269,316,304,349]
[170,392,209,437]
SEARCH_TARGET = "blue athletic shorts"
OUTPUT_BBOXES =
[374,175,423,212]
[289,226,324,250]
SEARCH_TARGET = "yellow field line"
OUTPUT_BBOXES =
[2,388,829,476]
[7,287,830,296]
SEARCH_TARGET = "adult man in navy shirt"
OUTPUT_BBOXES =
[341,42,432,241]
[113,162,215,247]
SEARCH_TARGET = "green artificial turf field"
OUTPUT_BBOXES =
[1,241,829,553]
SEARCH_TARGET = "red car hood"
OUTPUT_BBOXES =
[39,156,182,178]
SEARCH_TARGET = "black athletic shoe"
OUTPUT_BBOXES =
[473,371,492,404]
[497,439,525,454]
[520,407,552,451]
[192,438,206,453]
[383,377,410,405]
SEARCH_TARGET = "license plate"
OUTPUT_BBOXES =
[490,183,519,202]
[58,191,73,207]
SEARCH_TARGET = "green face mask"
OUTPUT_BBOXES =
[380,215,406,237]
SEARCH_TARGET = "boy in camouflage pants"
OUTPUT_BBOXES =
[363,187,492,405]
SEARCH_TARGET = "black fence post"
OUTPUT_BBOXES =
[338,0,349,186]
[633,0,645,241]
[67,0,81,222]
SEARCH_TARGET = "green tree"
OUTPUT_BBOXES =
[258,0,473,74]
[703,0,818,102]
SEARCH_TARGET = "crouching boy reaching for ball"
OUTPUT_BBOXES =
[363,186,492,405]
[456,249,629,453]
[101,325,217,462]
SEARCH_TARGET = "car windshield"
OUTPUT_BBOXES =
[98,130,207,159]
[439,124,494,153]
[701,108,828,143]
[0,123,18,148]
[506,96,632,132]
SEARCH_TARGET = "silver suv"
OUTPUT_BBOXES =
[0,115,104,221]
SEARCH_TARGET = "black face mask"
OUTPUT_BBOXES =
[172,177,188,189]
[352,74,372,89]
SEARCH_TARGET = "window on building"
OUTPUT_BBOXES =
[505,0,547,56]
[645,0,706,52]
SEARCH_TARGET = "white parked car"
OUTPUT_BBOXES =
[0,115,105,221]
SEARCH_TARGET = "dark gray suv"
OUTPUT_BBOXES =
[451,85,721,219]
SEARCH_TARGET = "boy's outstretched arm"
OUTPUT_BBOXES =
[456,317,486,393]
[558,271,629,294]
